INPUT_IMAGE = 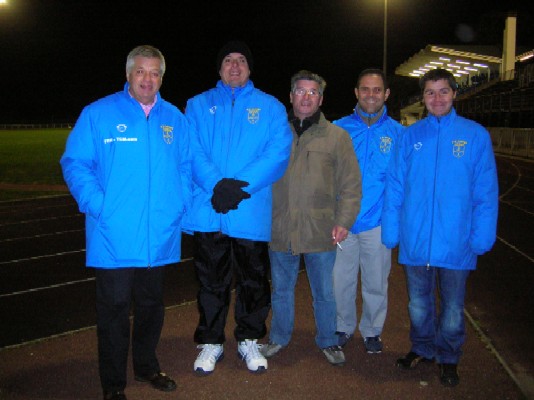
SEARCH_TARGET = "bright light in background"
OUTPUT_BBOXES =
[0,0,8,5]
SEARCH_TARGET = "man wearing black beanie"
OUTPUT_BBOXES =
[183,41,292,375]
[216,40,254,72]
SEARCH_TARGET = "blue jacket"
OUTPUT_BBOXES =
[61,83,192,268]
[334,105,403,234]
[184,80,292,241]
[382,108,498,270]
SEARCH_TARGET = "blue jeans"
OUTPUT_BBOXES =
[405,265,470,364]
[269,249,338,349]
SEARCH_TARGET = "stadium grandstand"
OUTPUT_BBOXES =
[397,13,534,158]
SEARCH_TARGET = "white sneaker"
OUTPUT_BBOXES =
[321,345,346,366]
[238,339,268,373]
[194,344,224,374]
[260,342,284,358]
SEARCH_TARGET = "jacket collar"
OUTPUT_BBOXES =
[426,107,457,127]
[216,79,254,100]
[352,104,388,127]
[288,108,321,137]
[123,82,161,110]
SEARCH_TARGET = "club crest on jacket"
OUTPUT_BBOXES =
[247,108,261,124]
[161,125,174,144]
[452,140,467,158]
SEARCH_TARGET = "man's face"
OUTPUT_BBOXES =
[219,52,250,88]
[423,79,456,117]
[290,79,323,120]
[126,56,163,105]
[355,74,390,114]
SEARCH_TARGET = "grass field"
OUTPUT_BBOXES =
[0,129,70,200]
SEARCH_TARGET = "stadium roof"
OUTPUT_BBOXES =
[395,44,534,78]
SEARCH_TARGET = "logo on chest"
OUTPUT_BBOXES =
[247,108,261,124]
[452,140,467,158]
[161,125,174,144]
[379,136,392,153]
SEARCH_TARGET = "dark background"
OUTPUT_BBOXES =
[0,0,532,123]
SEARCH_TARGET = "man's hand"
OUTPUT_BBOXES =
[211,178,251,214]
[331,225,349,247]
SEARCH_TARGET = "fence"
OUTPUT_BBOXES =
[488,127,534,158]
[0,123,73,130]
[1,124,532,159]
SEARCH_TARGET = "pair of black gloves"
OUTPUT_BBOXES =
[211,178,251,214]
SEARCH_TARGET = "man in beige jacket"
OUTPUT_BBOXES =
[261,70,362,366]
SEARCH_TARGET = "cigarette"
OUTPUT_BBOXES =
[333,237,343,251]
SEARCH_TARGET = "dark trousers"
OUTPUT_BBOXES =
[193,232,271,344]
[96,267,164,392]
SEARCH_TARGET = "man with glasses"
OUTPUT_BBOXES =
[261,70,361,366]
[382,68,498,386]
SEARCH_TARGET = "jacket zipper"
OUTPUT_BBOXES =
[146,112,152,268]
[427,118,441,269]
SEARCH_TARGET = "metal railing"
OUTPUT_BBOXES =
[488,127,534,158]
[0,123,73,130]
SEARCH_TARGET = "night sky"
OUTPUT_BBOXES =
[0,0,532,123]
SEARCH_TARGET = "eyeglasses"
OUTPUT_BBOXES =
[293,88,322,97]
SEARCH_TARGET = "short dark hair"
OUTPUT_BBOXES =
[356,68,388,89]
[419,69,458,93]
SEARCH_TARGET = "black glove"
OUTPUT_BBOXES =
[211,178,251,214]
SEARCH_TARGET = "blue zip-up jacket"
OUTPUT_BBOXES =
[183,80,292,241]
[382,108,498,270]
[61,83,192,268]
[334,105,403,234]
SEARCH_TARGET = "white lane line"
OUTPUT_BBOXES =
[0,249,86,265]
[499,160,521,201]
[0,298,199,352]
[465,309,531,399]
[500,200,534,217]
[0,214,82,227]
[0,278,96,298]
[0,257,195,298]
[497,236,534,264]
[0,194,71,205]
[516,185,534,194]
[0,229,84,243]
[0,203,76,215]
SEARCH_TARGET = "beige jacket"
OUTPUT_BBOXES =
[270,113,362,254]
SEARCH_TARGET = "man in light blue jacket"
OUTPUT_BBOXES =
[382,69,498,387]
[333,69,403,354]
[184,41,292,375]
[61,45,191,400]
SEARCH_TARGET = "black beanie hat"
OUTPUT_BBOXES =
[216,40,254,71]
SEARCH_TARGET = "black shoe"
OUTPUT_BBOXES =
[103,391,127,400]
[440,363,460,387]
[336,331,353,348]
[396,351,433,370]
[134,371,177,392]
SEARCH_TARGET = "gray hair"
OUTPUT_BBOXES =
[126,45,166,76]
[290,70,327,95]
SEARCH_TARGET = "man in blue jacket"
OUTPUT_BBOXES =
[184,41,292,375]
[382,69,498,387]
[332,69,403,354]
[61,45,191,400]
